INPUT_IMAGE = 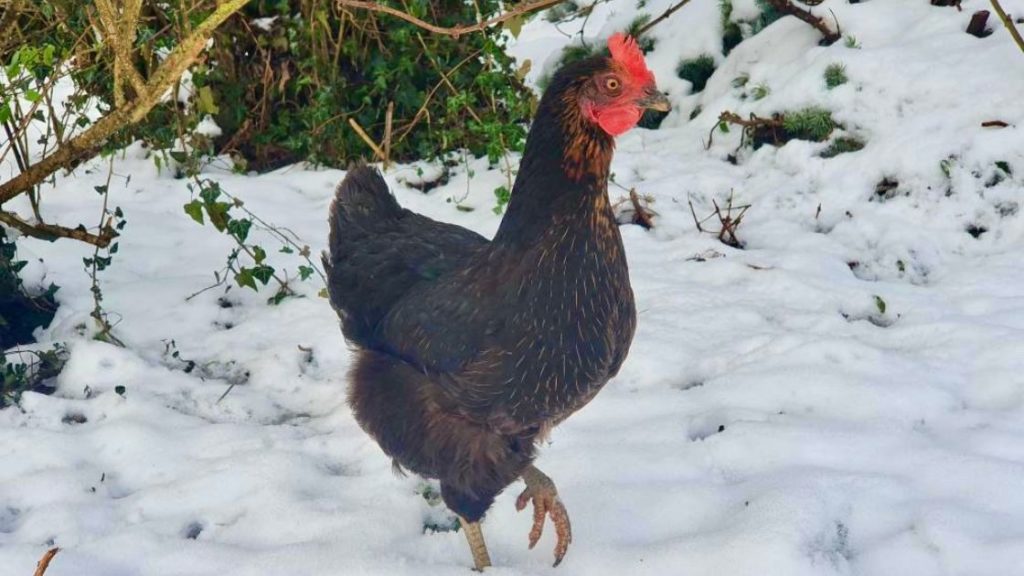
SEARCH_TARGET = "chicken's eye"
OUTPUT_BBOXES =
[604,77,621,92]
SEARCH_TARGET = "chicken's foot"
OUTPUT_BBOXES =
[459,516,492,571]
[516,464,572,566]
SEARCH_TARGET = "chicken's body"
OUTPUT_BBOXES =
[324,36,668,569]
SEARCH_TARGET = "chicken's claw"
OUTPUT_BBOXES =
[516,466,572,566]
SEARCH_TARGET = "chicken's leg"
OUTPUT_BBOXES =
[516,465,572,566]
[459,516,492,571]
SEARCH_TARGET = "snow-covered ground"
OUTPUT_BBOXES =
[4,1,1024,574]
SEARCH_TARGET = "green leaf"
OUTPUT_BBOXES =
[197,86,219,114]
[227,218,252,242]
[506,15,525,39]
[184,200,204,224]
[252,245,266,264]
[235,267,257,290]
[251,264,274,285]
[298,265,313,281]
[114,385,126,397]
[873,295,886,315]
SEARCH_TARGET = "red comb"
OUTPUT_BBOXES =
[608,33,654,85]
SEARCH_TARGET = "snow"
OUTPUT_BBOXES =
[4,1,1024,574]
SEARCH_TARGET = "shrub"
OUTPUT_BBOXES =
[677,54,717,93]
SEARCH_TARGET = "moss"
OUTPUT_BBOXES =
[677,54,717,93]
[821,136,865,158]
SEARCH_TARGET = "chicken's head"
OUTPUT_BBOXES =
[578,34,671,137]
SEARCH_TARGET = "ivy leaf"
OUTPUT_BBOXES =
[183,200,204,224]
[251,264,275,285]
[298,265,313,281]
[252,245,266,264]
[205,202,232,232]
[235,267,257,290]
[226,218,251,242]
[506,14,524,39]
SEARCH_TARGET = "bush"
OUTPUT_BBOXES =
[1,1,536,172]
[677,54,717,93]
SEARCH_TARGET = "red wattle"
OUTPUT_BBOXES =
[596,106,642,136]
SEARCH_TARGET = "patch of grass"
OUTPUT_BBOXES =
[821,136,864,158]
[844,35,861,49]
[782,107,835,142]
[677,54,717,93]
[732,73,750,88]
[751,83,771,100]
[824,63,848,89]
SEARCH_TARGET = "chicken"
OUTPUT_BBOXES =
[324,34,669,570]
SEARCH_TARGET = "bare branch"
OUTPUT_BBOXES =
[636,0,695,36]
[335,0,565,37]
[0,0,253,206]
[0,210,116,247]
[764,0,840,45]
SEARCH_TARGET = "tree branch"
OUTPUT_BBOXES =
[991,0,1024,53]
[764,0,840,45]
[0,210,116,247]
[636,0,695,36]
[0,0,253,207]
[335,0,565,37]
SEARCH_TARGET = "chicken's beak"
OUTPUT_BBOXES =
[638,89,671,112]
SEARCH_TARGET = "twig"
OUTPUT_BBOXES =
[636,0,695,36]
[991,0,1024,53]
[33,548,59,576]
[348,118,388,163]
[335,0,564,37]
[764,0,840,45]
[383,101,394,169]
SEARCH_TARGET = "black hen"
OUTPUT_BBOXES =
[324,34,669,570]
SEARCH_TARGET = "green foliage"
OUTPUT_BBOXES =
[844,35,862,49]
[782,107,834,142]
[821,136,865,158]
[720,0,744,54]
[493,185,511,215]
[753,0,784,34]
[3,1,535,172]
[677,54,717,93]
[824,63,848,89]
[0,228,58,350]
[626,15,657,53]
[751,83,771,100]
[1,345,67,409]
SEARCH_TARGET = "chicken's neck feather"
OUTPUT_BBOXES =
[493,80,615,247]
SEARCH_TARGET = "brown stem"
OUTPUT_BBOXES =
[764,0,840,45]
[33,548,59,576]
[335,0,564,37]
[991,0,1024,53]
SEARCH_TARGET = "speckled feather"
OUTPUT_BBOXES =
[325,55,636,521]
